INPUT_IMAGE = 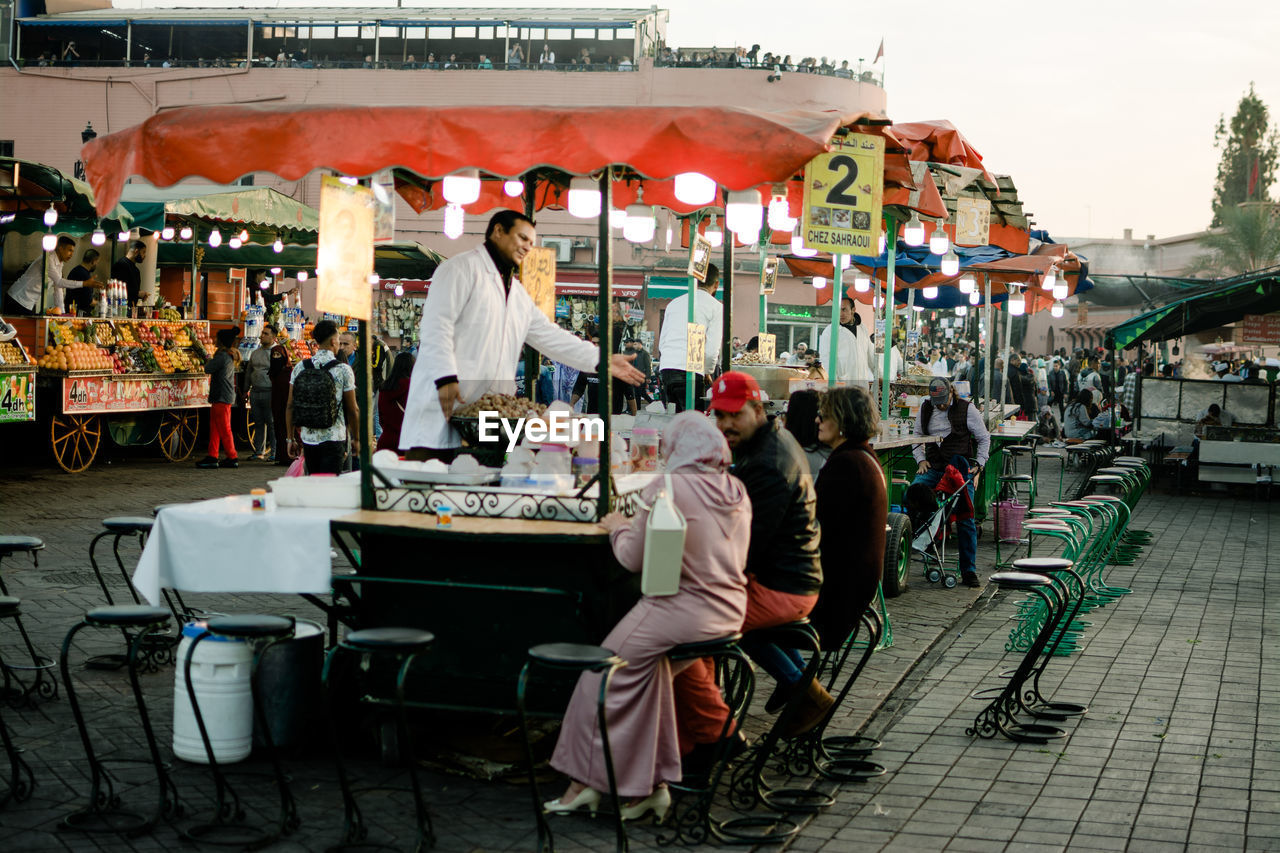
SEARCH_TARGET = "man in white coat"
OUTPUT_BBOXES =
[818,297,875,382]
[400,211,644,455]
[657,265,722,411]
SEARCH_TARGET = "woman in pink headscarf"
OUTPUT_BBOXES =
[545,412,751,822]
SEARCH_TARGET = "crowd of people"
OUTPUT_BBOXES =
[654,44,874,80]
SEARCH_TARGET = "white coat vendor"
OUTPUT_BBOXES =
[400,210,645,455]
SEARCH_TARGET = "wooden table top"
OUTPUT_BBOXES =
[333,510,608,539]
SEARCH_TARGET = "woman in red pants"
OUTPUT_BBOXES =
[197,327,242,469]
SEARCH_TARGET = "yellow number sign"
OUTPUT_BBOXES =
[758,333,777,364]
[520,246,557,321]
[686,323,706,376]
[317,175,375,320]
[801,133,884,255]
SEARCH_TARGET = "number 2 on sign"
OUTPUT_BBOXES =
[826,155,860,206]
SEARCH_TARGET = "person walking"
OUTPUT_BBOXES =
[246,324,282,461]
[197,327,242,469]
[285,319,360,474]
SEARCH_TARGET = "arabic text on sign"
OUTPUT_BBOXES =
[686,323,707,376]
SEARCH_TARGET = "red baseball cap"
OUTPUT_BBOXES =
[709,371,764,412]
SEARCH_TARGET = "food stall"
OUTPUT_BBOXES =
[0,336,37,425]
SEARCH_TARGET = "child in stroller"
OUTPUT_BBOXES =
[905,457,979,588]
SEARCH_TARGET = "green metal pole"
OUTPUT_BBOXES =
[357,318,374,510]
[522,175,540,404]
[758,241,769,334]
[598,173,614,518]
[829,256,842,389]
[720,222,735,377]
[881,215,896,419]
[684,213,701,411]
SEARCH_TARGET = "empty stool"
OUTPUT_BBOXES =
[88,518,174,672]
[180,615,298,848]
[323,627,435,852]
[0,535,56,702]
[657,634,754,847]
[1035,449,1067,501]
[60,605,180,835]
[0,596,35,808]
[1010,557,1090,719]
[517,642,627,853]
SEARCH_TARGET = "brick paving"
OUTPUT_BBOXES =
[0,442,1274,851]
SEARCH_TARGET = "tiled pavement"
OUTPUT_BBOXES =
[0,443,1275,851]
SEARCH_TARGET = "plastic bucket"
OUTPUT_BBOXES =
[995,499,1028,543]
[254,619,325,751]
[173,622,253,765]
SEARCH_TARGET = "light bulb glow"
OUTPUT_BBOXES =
[725,190,763,238]
[208,229,222,248]
[941,247,959,276]
[117,231,130,243]
[790,233,817,258]
[567,177,602,218]
[41,233,56,251]
[955,305,968,317]
[839,254,852,270]
[43,205,57,227]
[958,275,975,294]
[608,207,627,229]
[1043,269,1057,290]
[1053,281,1069,299]
[273,238,284,253]
[394,284,405,297]
[623,203,655,243]
[673,172,716,206]
[260,280,270,290]
[929,224,950,255]
[878,232,887,254]
[854,274,871,293]
[912,305,924,313]
[90,229,106,246]
[903,212,925,247]
[1008,292,1026,316]
[812,276,827,289]
[238,229,249,243]
[368,273,380,285]
[704,216,723,249]
[443,203,465,239]
[161,226,175,241]
[1050,302,1065,318]
[179,226,193,240]
[767,195,795,231]
[922,286,939,300]
[228,237,243,249]
[296,270,308,282]
[270,267,282,275]
[969,290,980,306]
[441,168,481,205]
[503,179,524,197]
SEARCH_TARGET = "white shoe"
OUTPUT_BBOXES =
[543,787,601,816]
[620,786,671,822]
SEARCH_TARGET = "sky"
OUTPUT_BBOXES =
[113,0,1280,241]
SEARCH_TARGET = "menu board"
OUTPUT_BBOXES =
[520,246,557,321]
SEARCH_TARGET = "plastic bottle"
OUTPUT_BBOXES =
[610,436,631,478]
[630,427,660,472]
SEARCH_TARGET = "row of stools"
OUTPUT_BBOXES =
[967,448,1152,744]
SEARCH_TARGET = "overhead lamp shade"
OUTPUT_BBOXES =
[1008,292,1026,316]
[1053,281,1069,300]
[1050,302,1065,318]
[208,229,223,248]
[179,225,193,240]
[43,205,57,227]
[968,290,980,306]
[441,168,481,205]
[623,203,656,243]
[296,270,308,282]
[503,179,524,197]
[958,274,975,294]
[903,212,925,247]
[443,203,465,238]
[704,217,723,249]
[929,224,949,256]
[790,232,817,258]
[955,305,968,317]
[41,233,57,251]
[767,195,795,231]
[725,189,763,237]
[608,207,627,229]
[674,172,716,206]
[228,236,243,249]
[90,229,106,246]
[854,274,871,293]
[812,276,827,289]
[161,226,175,241]
[567,177,602,218]
[941,247,959,276]
[922,286,939,300]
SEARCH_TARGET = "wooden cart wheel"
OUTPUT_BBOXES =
[158,409,200,462]
[50,414,101,473]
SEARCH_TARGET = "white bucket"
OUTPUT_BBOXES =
[172,622,253,764]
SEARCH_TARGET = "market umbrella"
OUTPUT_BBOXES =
[0,156,132,235]
[154,239,444,280]
[119,184,319,245]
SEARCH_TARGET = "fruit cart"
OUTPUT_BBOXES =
[33,317,213,472]
[0,337,38,425]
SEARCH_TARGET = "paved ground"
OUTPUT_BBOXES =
[0,441,1274,851]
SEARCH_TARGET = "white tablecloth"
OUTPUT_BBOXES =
[132,497,350,606]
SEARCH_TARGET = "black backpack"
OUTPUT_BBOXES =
[292,358,342,429]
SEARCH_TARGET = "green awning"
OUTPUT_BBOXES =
[646,275,723,300]
[0,157,133,236]
[156,240,444,281]
[120,184,319,245]
[1107,268,1280,350]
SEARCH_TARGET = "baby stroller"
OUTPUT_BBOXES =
[904,459,980,588]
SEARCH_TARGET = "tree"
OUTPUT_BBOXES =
[1211,84,1279,226]
[1189,203,1280,276]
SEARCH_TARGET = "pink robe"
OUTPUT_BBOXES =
[549,470,750,797]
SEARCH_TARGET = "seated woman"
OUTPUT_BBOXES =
[784,389,830,480]
[546,412,751,821]
[1063,389,1097,439]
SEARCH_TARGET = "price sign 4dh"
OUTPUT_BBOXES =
[801,133,885,255]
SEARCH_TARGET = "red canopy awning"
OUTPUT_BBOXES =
[83,104,869,215]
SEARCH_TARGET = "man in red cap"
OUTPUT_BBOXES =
[673,372,828,771]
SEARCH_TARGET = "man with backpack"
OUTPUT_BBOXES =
[285,319,360,474]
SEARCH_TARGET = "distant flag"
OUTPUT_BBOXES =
[874,38,884,64]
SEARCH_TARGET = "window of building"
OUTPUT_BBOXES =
[0,141,13,158]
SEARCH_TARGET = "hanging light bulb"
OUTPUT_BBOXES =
[912,305,925,313]
[90,229,106,246]
[958,274,975,294]
[674,172,716,206]
[903,211,925,246]
[854,273,872,293]
[117,231,130,243]
[941,247,960,276]
[296,270,308,282]
[229,236,243,249]
[1053,280,1069,300]
[208,229,223,248]
[260,278,271,290]
[955,305,968,317]
[443,203,465,239]
[704,215,723,249]
[725,189,763,240]
[608,207,627,229]
[922,285,939,300]
[623,189,656,244]
[969,289,980,306]
[273,237,284,253]
[41,233,57,251]
[839,254,852,269]
[767,193,795,231]
[878,232,887,255]
[503,179,524,197]
[160,226,175,241]
[929,222,950,255]
[238,229,249,243]
[394,283,405,297]
[368,273,380,286]
[1043,267,1057,291]
[790,231,817,258]
[43,204,57,227]
[567,177,602,218]
[1008,286,1026,316]
[338,176,359,186]
[179,225,193,241]
[812,276,827,289]
[441,168,481,205]
[1050,302,1065,318]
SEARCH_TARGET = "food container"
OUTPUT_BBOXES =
[631,428,660,472]
[573,456,600,488]
[437,503,453,528]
